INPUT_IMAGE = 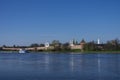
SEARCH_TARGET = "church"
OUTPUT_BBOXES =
[69,39,86,51]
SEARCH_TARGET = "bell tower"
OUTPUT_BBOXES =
[97,38,100,44]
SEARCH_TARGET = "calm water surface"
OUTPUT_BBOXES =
[0,53,120,80]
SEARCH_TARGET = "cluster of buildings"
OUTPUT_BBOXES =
[69,39,86,51]
[1,39,87,51]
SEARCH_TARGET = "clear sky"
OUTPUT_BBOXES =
[0,0,120,46]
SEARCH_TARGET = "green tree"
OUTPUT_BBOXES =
[13,45,16,48]
[84,41,96,51]
[0,47,2,50]
[51,40,61,51]
[30,43,39,47]
[2,45,7,48]
[104,39,120,51]
[61,42,70,51]
[40,44,44,47]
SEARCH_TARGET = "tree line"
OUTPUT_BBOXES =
[1,38,120,51]
[84,38,120,51]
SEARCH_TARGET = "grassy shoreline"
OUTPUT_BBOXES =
[1,50,120,54]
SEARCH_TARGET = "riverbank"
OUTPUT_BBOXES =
[1,50,120,54]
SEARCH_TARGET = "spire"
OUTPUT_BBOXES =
[80,39,86,45]
[97,38,100,44]
[69,40,74,46]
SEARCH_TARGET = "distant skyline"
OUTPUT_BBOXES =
[0,0,120,46]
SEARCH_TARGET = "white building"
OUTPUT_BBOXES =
[97,38,100,44]
[69,40,74,47]
[45,42,50,48]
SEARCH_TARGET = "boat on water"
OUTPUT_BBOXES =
[19,49,26,53]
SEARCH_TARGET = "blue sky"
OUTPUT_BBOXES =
[0,0,120,46]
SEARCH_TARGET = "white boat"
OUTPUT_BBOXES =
[19,49,26,53]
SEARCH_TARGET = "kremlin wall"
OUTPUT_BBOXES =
[1,39,86,51]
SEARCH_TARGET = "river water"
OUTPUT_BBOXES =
[0,52,120,80]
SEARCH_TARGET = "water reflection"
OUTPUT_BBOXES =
[44,53,50,71]
[97,54,101,80]
[97,54,120,80]
[0,53,120,80]
[69,54,84,72]
[69,54,74,72]
[98,54,101,73]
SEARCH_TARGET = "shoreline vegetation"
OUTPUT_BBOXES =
[0,38,120,53]
[0,50,120,54]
